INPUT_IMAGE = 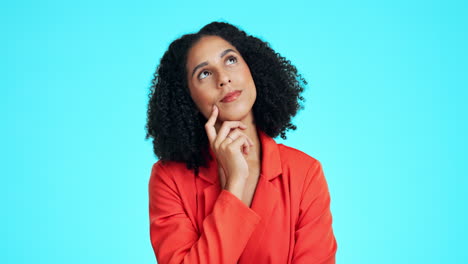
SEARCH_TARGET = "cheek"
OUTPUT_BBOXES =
[239,69,256,97]
[238,65,255,86]
[190,88,216,115]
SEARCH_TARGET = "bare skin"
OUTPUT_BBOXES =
[205,105,261,207]
[186,36,262,207]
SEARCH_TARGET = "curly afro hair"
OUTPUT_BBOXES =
[145,21,307,173]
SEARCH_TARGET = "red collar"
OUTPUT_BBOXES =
[198,128,282,184]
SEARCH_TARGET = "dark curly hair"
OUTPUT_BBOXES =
[145,21,307,173]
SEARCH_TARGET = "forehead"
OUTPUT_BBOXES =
[187,36,237,65]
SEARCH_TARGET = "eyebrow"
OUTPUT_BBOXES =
[191,49,237,78]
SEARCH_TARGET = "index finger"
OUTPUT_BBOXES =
[205,105,218,144]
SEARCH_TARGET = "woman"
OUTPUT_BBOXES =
[146,21,338,263]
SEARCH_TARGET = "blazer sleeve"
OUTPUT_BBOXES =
[148,161,261,264]
[291,160,338,264]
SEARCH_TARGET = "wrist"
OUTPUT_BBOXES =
[224,178,246,200]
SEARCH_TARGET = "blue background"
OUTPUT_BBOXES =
[2,0,467,263]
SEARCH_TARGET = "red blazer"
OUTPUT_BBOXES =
[148,130,338,263]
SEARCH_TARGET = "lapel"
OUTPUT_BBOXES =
[196,128,283,257]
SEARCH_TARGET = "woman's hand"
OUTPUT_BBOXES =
[205,105,253,197]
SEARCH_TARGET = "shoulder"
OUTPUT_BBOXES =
[277,143,321,170]
[151,159,190,173]
[149,159,194,187]
[275,143,326,189]
[276,144,329,203]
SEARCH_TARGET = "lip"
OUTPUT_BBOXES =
[221,90,242,103]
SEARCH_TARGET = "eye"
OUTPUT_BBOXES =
[197,56,237,80]
[227,56,237,64]
[198,70,211,80]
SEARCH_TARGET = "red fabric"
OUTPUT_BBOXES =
[148,130,338,263]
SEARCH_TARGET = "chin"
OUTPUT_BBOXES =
[218,106,253,122]
[220,97,254,119]
[219,113,247,122]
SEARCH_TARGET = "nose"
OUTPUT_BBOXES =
[218,70,231,88]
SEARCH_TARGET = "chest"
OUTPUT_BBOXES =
[242,166,261,207]
[192,173,298,263]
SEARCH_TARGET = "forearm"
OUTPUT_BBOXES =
[151,186,260,264]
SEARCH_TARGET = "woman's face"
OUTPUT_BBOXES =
[186,35,257,123]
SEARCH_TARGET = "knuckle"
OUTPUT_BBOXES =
[221,121,232,128]
[227,121,241,128]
